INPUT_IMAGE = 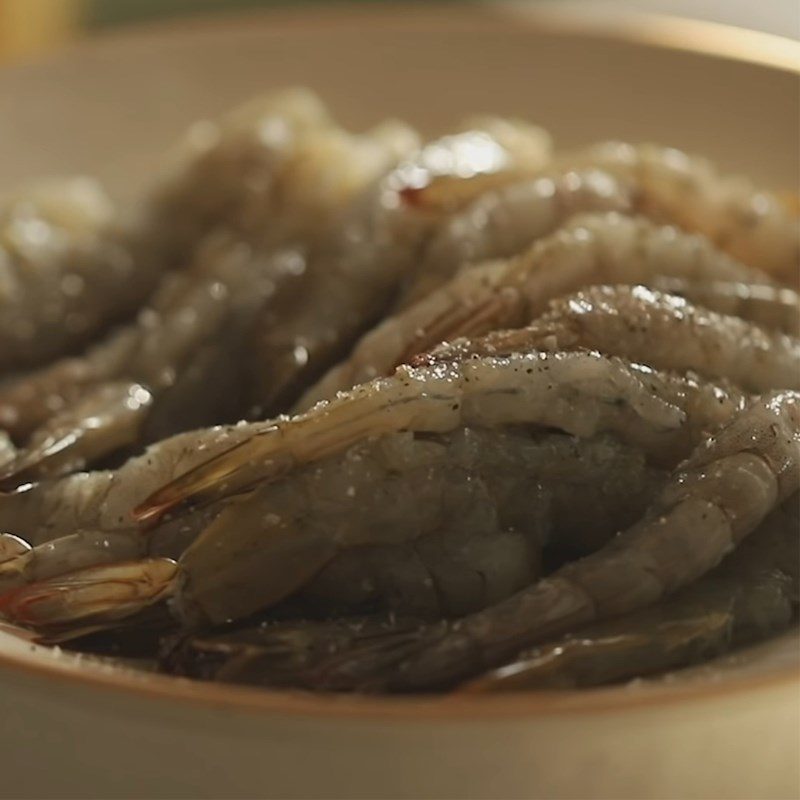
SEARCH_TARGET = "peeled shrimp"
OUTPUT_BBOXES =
[648,277,800,336]
[0,111,419,485]
[243,120,553,417]
[299,212,775,406]
[189,493,795,692]
[466,496,799,691]
[561,142,800,283]
[424,284,800,393]
[396,168,633,307]
[324,391,800,691]
[0,178,148,372]
[147,87,419,261]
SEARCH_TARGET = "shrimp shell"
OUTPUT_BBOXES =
[147,88,418,259]
[0,418,275,548]
[162,496,797,692]
[141,352,748,628]
[243,121,553,417]
[0,110,419,483]
[135,348,745,528]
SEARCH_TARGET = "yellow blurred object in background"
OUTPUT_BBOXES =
[0,0,84,63]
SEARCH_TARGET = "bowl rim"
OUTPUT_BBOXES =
[0,2,798,721]
[3,0,799,75]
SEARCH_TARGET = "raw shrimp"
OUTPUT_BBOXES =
[0,429,663,632]
[423,285,800,393]
[0,178,148,372]
[0,432,15,469]
[0,111,420,484]
[0,350,744,634]
[465,496,798,691]
[36,353,734,632]
[0,327,141,442]
[396,168,633,307]
[146,87,418,261]
[243,119,554,417]
[0,420,277,548]
[316,391,800,691]
[0,236,274,486]
[648,277,800,335]
[172,494,796,692]
[294,431,663,618]
[561,142,800,283]
[299,212,775,406]
[135,348,745,528]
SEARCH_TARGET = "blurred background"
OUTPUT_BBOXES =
[1,0,798,64]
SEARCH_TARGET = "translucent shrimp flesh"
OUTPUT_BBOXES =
[0,348,747,635]
[560,142,800,283]
[395,168,633,308]
[299,212,775,407]
[0,110,421,485]
[318,391,800,691]
[422,284,800,393]
[166,493,796,692]
[465,495,798,691]
[0,178,147,373]
[648,277,800,336]
[242,119,554,417]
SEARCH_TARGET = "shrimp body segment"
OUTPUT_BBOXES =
[467,496,799,691]
[562,142,800,283]
[370,391,800,690]
[300,212,775,406]
[130,352,750,629]
[425,284,800,393]
[0,179,143,372]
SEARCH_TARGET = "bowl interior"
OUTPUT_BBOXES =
[0,4,797,712]
[1,4,798,201]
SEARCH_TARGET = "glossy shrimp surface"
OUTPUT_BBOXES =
[0,103,420,485]
[423,284,800,393]
[561,142,800,283]
[0,179,146,372]
[1,92,797,695]
[243,119,554,417]
[300,212,776,407]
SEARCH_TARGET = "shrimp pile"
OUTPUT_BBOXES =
[0,89,797,695]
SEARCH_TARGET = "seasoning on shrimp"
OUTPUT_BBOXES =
[1,91,797,695]
[299,212,777,407]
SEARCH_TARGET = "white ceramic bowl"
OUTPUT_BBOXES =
[0,6,798,798]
